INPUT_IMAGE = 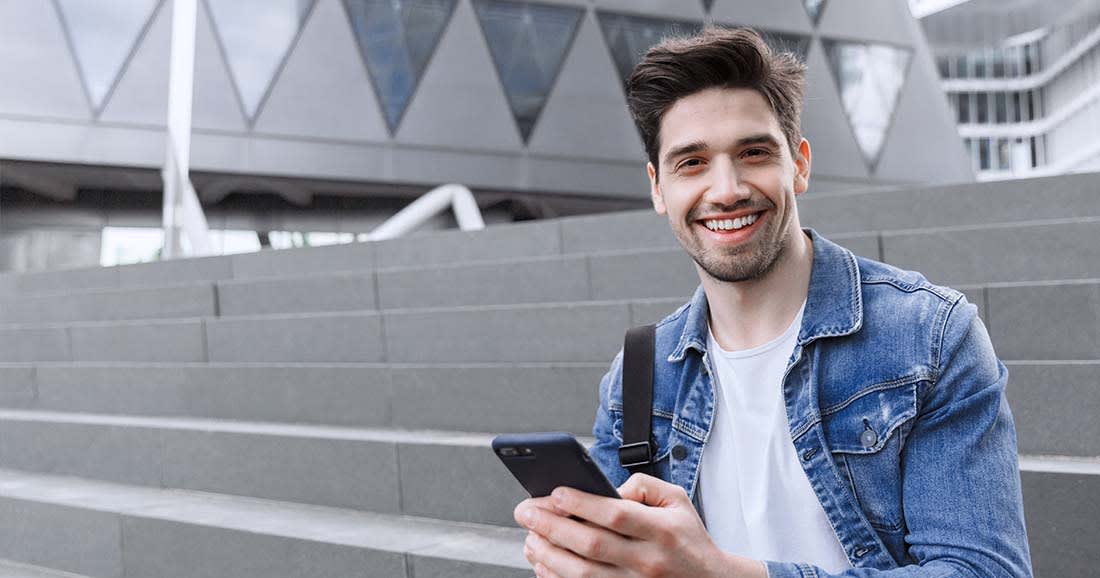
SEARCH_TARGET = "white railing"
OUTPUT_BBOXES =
[365,184,485,241]
[161,0,211,259]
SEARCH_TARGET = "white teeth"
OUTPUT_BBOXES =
[704,213,759,231]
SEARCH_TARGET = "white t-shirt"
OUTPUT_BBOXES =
[699,304,852,573]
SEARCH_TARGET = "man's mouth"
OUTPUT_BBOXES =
[700,211,762,232]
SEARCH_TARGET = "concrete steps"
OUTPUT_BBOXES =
[0,171,1094,577]
[0,469,528,578]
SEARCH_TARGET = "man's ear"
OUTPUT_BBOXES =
[794,138,812,196]
[648,162,667,215]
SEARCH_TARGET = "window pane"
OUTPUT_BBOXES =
[979,138,990,170]
[976,92,989,123]
[824,40,912,166]
[997,138,1011,170]
[995,92,1008,123]
[473,0,584,141]
[596,11,700,85]
[344,0,457,131]
[958,92,970,123]
[803,0,827,24]
[207,0,314,120]
[56,0,159,109]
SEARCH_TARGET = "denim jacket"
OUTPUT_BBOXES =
[590,230,1033,578]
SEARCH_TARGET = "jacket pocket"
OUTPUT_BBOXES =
[822,378,919,532]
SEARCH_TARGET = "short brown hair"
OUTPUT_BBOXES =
[626,27,807,175]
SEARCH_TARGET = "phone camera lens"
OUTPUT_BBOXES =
[520,447,534,456]
[499,447,518,457]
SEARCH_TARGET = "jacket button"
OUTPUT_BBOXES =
[801,448,817,461]
[854,547,872,558]
[860,429,878,448]
[671,445,688,460]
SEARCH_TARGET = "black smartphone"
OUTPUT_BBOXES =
[493,432,621,499]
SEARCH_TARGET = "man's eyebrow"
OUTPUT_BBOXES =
[737,134,782,148]
[662,141,707,166]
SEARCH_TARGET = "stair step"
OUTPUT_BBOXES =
[0,410,538,525]
[0,559,93,578]
[0,469,528,578]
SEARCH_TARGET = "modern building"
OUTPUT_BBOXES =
[915,0,1100,180]
[0,0,970,271]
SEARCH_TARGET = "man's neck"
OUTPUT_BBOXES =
[703,228,814,352]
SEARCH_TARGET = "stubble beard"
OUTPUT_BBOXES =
[677,206,791,284]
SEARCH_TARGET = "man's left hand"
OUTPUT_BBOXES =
[514,473,767,578]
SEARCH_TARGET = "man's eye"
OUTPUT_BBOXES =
[678,159,703,170]
[743,148,770,157]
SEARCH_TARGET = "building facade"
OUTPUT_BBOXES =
[918,0,1100,180]
[0,0,969,270]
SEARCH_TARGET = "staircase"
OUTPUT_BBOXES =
[0,172,1096,578]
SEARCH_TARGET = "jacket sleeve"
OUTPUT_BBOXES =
[767,298,1034,578]
[589,349,632,489]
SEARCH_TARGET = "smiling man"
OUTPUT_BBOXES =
[514,28,1032,578]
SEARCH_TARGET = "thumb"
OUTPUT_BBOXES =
[618,473,691,508]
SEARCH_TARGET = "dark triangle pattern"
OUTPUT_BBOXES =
[55,0,160,112]
[803,0,827,25]
[207,0,315,121]
[596,11,702,85]
[344,0,457,133]
[761,30,811,61]
[702,0,716,13]
[822,39,912,169]
[473,0,584,142]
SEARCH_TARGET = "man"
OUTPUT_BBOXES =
[513,28,1032,578]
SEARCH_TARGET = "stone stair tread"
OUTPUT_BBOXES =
[0,559,93,578]
[0,468,528,568]
[0,409,596,446]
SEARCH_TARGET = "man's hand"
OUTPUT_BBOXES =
[514,473,767,578]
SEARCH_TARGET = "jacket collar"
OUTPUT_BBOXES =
[668,229,863,362]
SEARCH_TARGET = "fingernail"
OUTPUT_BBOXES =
[522,507,536,528]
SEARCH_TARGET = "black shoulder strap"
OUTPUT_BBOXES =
[619,324,656,476]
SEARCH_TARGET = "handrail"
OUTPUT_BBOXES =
[365,184,485,241]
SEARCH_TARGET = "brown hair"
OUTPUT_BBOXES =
[626,27,807,176]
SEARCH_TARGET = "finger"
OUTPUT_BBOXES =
[526,529,618,578]
[549,486,657,540]
[515,497,569,528]
[521,500,637,565]
[617,473,692,509]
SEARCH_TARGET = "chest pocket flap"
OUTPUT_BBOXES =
[822,379,919,454]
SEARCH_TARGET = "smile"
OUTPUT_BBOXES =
[701,212,761,232]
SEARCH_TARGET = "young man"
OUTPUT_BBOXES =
[513,28,1032,578]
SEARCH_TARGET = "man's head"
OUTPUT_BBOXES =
[627,28,811,283]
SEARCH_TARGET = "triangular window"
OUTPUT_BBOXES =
[56,0,160,112]
[824,40,912,169]
[344,0,457,133]
[596,11,701,85]
[803,0,827,25]
[207,0,315,122]
[473,0,584,142]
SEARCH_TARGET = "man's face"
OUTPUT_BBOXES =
[647,87,811,283]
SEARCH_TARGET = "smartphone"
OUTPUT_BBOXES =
[493,432,621,499]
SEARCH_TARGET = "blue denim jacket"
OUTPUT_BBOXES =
[590,230,1033,578]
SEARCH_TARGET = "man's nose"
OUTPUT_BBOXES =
[706,156,752,204]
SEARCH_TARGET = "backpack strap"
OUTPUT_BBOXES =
[619,324,657,476]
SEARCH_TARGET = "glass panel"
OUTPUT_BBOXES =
[207,0,314,120]
[978,138,990,170]
[976,92,989,123]
[957,92,970,123]
[596,11,701,85]
[996,138,1011,170]
[803,0,827,25]
[995,92,1007,123]
[344,0,457,131]
[1011,92,1021,123]
[823,40,912,167]
[473,0,584,141]
[56,0,159,110]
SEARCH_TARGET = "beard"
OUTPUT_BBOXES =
[675,199,791,283]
